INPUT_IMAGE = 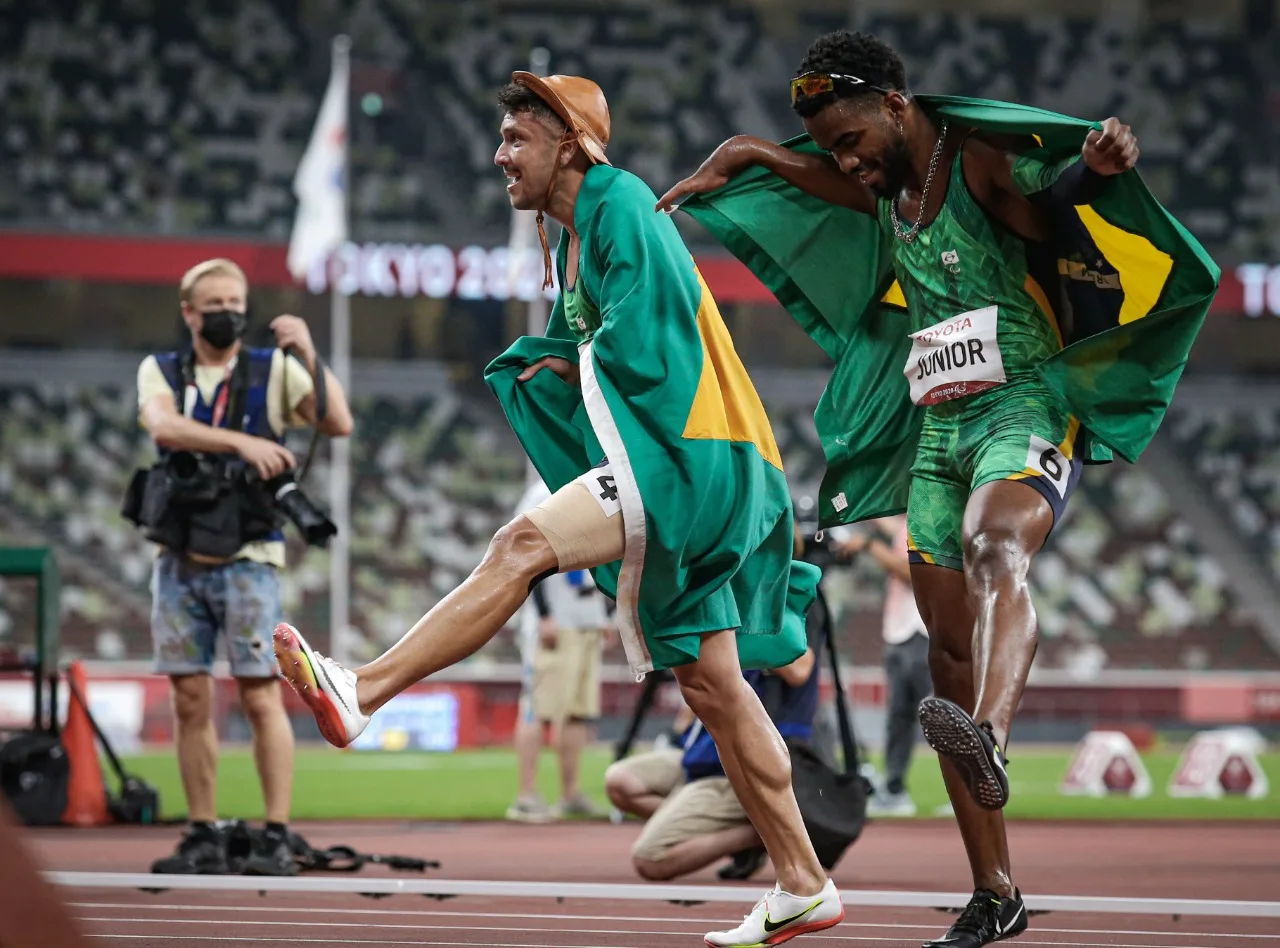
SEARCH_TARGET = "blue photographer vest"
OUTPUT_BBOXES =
[680,665,820,782]
[154,347,285,544]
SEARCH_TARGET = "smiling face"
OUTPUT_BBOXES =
[802,93,911,199]
[494,109,568,212]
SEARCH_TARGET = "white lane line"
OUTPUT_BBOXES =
[80,919,1253,948]
[83,934,1238,948]
[69,902,1280,939]
[51,873,1280,917]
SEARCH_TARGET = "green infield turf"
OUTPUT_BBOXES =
[119,744,1280,822]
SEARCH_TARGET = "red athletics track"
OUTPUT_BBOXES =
[27,820,1280,947]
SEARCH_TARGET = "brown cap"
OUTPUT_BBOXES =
[511,72,611,166]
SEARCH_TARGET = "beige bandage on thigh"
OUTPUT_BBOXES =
[525,467,625,571]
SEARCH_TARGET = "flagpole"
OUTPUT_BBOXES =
[328,34,352,667]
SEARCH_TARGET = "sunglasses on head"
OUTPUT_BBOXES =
[790,71,889,104]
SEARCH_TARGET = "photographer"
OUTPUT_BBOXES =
[134,258,352,875]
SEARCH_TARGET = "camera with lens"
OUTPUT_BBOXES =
[243,468,337,548]
[124,449,337,558]
[164,450,230,505]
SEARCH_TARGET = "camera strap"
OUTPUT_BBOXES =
[177,349,253,432]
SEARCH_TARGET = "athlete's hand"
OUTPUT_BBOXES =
[655,136,758,213]
[237,434,296,481]
[517,356,580,386]
[1082,117,1139,176]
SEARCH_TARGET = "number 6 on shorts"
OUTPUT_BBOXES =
[1025,435,1069,499]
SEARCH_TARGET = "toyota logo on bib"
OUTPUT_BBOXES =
[904,306,1007,406]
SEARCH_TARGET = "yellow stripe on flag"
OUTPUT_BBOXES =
[1074,204,1173,325]
[682,268,784,470]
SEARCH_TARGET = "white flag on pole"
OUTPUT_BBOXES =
[287,36,351,281]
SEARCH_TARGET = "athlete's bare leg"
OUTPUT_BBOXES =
[673,629,827,897]
[353,516,557,715]
[961,480,1054,750]
[911,562,1015,896]
[911,478,1054,895]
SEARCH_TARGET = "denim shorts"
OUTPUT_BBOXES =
[150,552,281,678]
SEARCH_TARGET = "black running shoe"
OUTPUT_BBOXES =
[918,697,1010,810]
[716,845,768,881]
[240,824,299,876]
[150,823,229,875]
[224,819,255,873]
[923,888,1028,948]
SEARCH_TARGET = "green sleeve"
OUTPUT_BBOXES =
[1010,151,1082,196]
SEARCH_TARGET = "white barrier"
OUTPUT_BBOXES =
[43,872,1280,918]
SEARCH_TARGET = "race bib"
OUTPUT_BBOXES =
[575,465,622,518]
[905,306,1006,406]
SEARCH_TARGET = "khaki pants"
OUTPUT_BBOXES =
[613,749,750,863]
[522,626,603,724]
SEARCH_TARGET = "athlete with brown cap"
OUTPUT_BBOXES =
[273,73,845,947]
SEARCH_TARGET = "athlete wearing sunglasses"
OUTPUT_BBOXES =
[660,28,1162,948]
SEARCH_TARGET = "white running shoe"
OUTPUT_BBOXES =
[272,623,370,747]
[704,879,844,947]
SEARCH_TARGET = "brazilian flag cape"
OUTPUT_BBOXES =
[484,164,817,676]
[680,95,1220,528]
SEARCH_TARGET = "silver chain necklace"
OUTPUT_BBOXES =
[890,120,949,244]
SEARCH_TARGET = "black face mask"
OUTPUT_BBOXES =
[198,309,248,350]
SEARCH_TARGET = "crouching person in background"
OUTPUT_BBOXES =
[605,612,822,881]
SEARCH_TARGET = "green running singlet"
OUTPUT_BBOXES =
[879,148,1083,571]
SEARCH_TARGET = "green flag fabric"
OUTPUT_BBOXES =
[485,164,816,676]
[681,95,1220,528]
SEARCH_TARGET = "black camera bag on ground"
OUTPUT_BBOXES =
[0,729,69,825]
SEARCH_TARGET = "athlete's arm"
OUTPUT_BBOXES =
[516,356,579,385]
[970,116,1139,239]
[655,135,875,215]
[516,295,581,385]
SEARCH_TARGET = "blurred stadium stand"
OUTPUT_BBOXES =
[1168,403,1280,584]
[0,0,1276,261]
